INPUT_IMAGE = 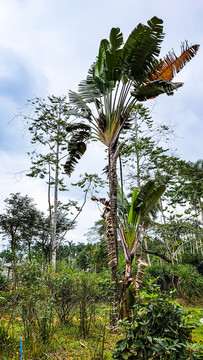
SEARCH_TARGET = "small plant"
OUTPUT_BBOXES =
[112,285,203,359]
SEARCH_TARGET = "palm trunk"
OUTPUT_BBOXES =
[91,144,122,327]
[108,146,119,327]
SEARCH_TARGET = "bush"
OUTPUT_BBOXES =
[145,263,203,299]
[181,252,203,276]
[0,271,9,291]
[15,260,43,287]
[112,286,203,359]
[52,272,78,324]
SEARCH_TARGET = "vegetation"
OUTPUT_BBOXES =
[0,263,202,359]
[0,16,202,359]
[112,286,203,359]
[64,16,199,325]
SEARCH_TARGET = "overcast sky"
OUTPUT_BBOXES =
[0,0,202,250]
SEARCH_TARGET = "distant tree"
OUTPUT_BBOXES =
[0,193,40,264]
[34,206,76,262]
[57,240,77,265]
[76,246,92,270]
[91,240,109,272]
[167,159,203,217]
[0,249,13,263]
[85,217,109,271]
[153,159,203,261]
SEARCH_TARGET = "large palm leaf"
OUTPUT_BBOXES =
[64,123,91,175]
[149,41,200,82]
[128,180,166,224]
[122,16,165,84]
[117,180,166,252]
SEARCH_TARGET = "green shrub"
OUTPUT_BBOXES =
[0,271,9,291]
[16,260,43,287]
[112,286,203,359]
[77,271,101,338]
[145,263,203,299]
[52,272,78,324]
[181,252,203,276]
[15,263,55,344]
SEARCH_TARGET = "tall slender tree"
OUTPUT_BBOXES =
[64,17,199,325]
[25,95,79,269]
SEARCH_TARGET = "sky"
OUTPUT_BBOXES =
[0,0,202,250]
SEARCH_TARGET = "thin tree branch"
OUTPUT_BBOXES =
[141,244,173,263]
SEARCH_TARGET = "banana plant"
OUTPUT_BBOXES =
[117,180,166,318]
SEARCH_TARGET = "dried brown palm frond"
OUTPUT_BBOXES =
[150,41,200,82]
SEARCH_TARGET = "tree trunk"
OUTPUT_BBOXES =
[51,125,60,271]
[119,262,133,319]
[11,233,17,289]
[108,146,119,327]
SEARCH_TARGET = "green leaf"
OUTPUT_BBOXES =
[95,39,109,82]
[123,16,164,83]
[140,183,166,219]
[109,27,123,52]
[116,338,128,351]
[122,350,130,360]
[95,28,124,85]
[133,80,183,101]
[147,335,153,342]
[128,187,139,225]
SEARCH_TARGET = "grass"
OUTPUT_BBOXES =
[0,304,202,359]
[0,314,122,360]
[34,325,120,359]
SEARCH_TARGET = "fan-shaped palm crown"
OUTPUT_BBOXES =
[65,17,199,175]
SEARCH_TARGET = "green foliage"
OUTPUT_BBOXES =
[0,271,9,291]
[76,246,92,270]
[16,263,54,344]
[52,271,77,324]
[181,251,203,276]
[146,263,203,299]
[64,125,91,175]
[127,180,166,225]
[112,286,203,359]
[91,242,109,273]
[0,193,41,260]
[16,260,42,287]
[0,249,13,263]
[77,272,97,338]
